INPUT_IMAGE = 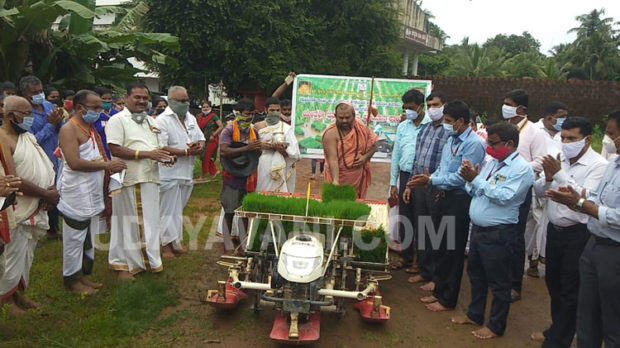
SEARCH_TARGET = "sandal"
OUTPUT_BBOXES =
[390,259,412,271]
[405,266,419,274]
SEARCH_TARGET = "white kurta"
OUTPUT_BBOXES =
[57,140,105,279]
[155,108,205,247]
[256,122,300,193]
[0,133,54,296]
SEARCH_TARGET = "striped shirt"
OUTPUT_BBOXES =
[409,121,450,178]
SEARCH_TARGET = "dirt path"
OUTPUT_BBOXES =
[141,160,552,347]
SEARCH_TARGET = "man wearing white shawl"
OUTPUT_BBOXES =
[57,90,126,294]
[0,96,58,313]
[255,98,300,193]
[105,83,175,281]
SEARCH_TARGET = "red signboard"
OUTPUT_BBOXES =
[404,25,427,45]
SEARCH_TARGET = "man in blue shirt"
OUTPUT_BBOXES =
[94,86,119,159]
[452,122,534,340]
[389,88,429,271]
[407,100,485,312]
[402,91,450,289]
[20,75,64,240]
[546,110,620,348]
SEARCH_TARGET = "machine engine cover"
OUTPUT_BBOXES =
[277,235,324,283]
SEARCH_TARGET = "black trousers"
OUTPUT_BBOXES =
[413,185,438,281]
[576,235,620,348]
[543,223,589,348]
[431,189,471,308]
[512,186,533,293]
[397,171,415,264]
[48,207,60,235]
[466,224,516,336]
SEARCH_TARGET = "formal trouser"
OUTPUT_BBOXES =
[466,224,516,336]
[512,186,533,293]
[413,185,438,281]
[431,189,471,308]
[397,171,415,264]
[311,159,324,174]
[543,223,589,348]
[576,235,620,348]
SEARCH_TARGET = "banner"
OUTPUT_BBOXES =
[291,74,432,162]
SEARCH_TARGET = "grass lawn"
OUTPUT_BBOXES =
[0,160,224,347]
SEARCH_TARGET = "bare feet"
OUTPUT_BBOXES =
[408,275,426,284]
[117,271,135,281]
[426,301,451,312]
[161,244,176,259]
[472,327,499,340]
[531,332,545,342]
[451,314,479,325]
[80,277,103,289]
[420,281,435,292]
[420,295,437,304]
[1,297,26,315]
[172,244,188,255]
[14,292,43,309]
[69,281,99,295]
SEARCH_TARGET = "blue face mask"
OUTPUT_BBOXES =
[442,122,456,135]
[83,109,100,124]
[553,117,566,132]
[14,116,34,132]
[31,92,45,105]
[405,109,419,121]
[102,101,113,110]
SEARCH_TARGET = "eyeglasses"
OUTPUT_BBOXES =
[8,110,33,117]
[487,140,506,147]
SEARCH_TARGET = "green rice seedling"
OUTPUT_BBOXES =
[321,183,357,203]
[353,227,388,263]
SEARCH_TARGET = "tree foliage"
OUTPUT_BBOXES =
[483,31,541,58]
[142,0,402,96]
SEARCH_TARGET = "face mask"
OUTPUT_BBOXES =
[280,114,291,123]
[11,114,34,133]
[405,109,419,121]
[236,115,253,130]
[486,145,510,161]
[553,117,566,132]
[131,112,147,124]
[147,101,153,109]
[102,101,113,110]
[49,98,60,106]
[442,122,457,135]
[83,109,100,124]
[502,104,518,119]
[562,138,586,160]
[155,108,165,115]
[31,92,45,105]
[203,108,211,114]
[428,106,444,121]
[603,135,618,154]
[169,100,190,118]
[64,100,74,110]
[265,111,280,126]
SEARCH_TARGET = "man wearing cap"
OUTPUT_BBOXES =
[219,98,262,252]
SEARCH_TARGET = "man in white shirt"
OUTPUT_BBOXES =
[501,89,547,301]
[155,86,205,259]
[530,117,607,347]
[524,101,567,277]
[106,82,175,280]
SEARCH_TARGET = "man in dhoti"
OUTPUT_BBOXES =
[0,96,58,313]
[254,98,300,193]
[155,86,205,259]
[322,102,377,199]
[1,141,22,280]
[57,90,127,294]
[105,82,175,281]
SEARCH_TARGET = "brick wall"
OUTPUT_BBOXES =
[408,76,620,125]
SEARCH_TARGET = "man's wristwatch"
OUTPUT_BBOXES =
[574,198,586,212]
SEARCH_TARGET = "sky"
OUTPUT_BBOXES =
[421,0,620,55]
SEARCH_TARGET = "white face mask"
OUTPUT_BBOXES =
[502,104,518,119]
[602,135,618,154]
[562,138,586,160]
[428,106,444,121]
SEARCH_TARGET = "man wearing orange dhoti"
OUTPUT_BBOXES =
[322,102,378,199]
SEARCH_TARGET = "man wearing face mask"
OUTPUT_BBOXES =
[61,90,75,120]
[280,99,293,124]
[154,86,205,259]
[601,112,619,161]
[388,89,430,272]
[545,111,620,348]
[322,102,378,199]
[402,91,450,289]
[219,98,262,253]
[105,82,174,281]
[501,89,546,302]
[57,90,127,295]
[528,117,607,346]
[453,122,534,340]
[524,101,568,278]
[44,87,61,108]
[254,98,301,193]
[407,100,486,312]
[0,96,58,313]
[20,75,64,241]
[94,87,119,160]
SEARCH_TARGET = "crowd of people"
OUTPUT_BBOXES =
[0,73,618,347]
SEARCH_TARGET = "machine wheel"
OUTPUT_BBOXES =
[251,257,268,314]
